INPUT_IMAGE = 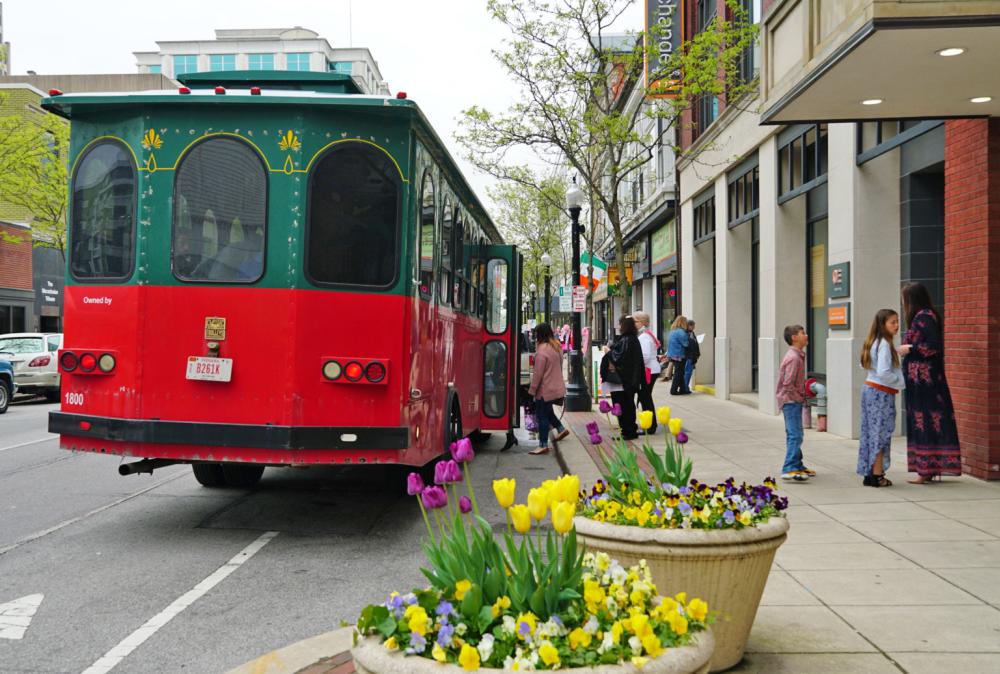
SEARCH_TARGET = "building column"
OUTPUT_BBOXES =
[712,177,730,398]
[944,118,1000,480]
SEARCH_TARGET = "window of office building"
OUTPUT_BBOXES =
[777,124,828,202]
[210,54,235,71]
[173,54,198,76]
[693,191,716,246]
[329,61,353,74]
[286,53,311,71]
[0,305,27,333]
[727,153,760,390]
[148,64,162,74]
[247,53,275,70]
[856,120,942,164]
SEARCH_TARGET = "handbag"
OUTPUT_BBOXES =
[523,408,538,433]
[600,352,622,385]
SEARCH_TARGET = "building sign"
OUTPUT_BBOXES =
[651,220,677,273]
[606,265,634,287]
[645,0,683,98]
[828,303,850,330]
[828,262,850,298]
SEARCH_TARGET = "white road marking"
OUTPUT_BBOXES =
[0,593,44,640]
[0,436,56,453]
[81,531,279,674]
[0,471,187,557]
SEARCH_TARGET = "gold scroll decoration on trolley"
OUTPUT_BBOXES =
[204,317,227,341]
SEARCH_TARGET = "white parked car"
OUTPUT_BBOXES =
[0,333,63,401]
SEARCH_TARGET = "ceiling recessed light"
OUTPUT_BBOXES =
[861,99,883,106]
[971,96,992,103]
[937,47,965,57]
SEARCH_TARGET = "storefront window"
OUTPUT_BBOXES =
[658,272,678,344]
[807,218,829,375]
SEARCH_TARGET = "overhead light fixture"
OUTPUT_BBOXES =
[937,47,965,57]
[861,99,883,106]
[971,96,992,103]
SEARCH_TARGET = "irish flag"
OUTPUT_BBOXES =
[580,252,607,289]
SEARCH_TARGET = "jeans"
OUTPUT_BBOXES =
[684,360,695,389]
[670,358,690,395]
[636,376,658,433]
[781,402,805,473]
[535,399,565,448]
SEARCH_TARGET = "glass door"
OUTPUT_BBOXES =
[806,218,828,375]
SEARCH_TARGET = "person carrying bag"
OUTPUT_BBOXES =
[527,323,570,455]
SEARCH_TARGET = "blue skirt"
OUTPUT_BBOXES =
[857,385,896,476]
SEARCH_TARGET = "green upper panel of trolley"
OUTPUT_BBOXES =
[178,70,364,94]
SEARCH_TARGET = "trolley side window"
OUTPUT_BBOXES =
[418,170,435,300]
[486,258,508,335]
[172,137,267,283]
[70,140,136,281]
[307,144,401,287]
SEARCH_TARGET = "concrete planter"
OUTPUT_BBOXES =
[573,516,789,672]
[352,631,715,674]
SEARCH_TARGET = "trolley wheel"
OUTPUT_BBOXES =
[45,390,61,403]
[0,380,10,414]
[222,464,265,488]
[468,430,490,444]
[445,397,463,453]
[191,463,226,487]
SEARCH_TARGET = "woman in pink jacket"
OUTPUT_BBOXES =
[528,323,570,455]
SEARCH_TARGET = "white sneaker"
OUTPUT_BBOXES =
[781,471,810,482]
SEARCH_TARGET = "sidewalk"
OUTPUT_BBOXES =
[557,388,1000,673]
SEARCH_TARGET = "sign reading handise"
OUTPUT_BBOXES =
[645,0,683,98]
[204,316,226,341]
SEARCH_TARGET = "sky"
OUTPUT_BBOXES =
[2,0,641,210]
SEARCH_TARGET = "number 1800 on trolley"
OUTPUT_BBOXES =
[43,70,523,488]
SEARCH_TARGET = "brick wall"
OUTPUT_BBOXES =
[943,118,1000,480]
[0,222,33,290]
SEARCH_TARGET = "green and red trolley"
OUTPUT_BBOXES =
[43,71,522,487]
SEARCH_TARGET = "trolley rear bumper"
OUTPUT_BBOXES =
[48,411,409,450]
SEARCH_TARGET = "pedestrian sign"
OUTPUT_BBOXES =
[558,286,572,312]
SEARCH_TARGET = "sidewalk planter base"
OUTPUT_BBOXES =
[573,516,789,672]
[352,631,715,674]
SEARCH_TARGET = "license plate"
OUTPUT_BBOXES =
[185,356,233,382]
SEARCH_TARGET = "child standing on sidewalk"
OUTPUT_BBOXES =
[776,325,814,482]
[857,309,906,487]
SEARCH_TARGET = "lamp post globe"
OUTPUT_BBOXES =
[540,253,552,324]
[564,179,590,411]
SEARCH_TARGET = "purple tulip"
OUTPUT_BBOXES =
[407,472,425,496]
[676,431,689,444]
[434,459,463,484]
[585,421,600,435]
[599,400,612,414]
[452,437,475,463]
[459,496,472,514]
[589,433,603,445]
[611,403,622,416]
[421,485,448,509]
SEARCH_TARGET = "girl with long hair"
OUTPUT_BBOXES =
[900,283,961,483]
[857,309,904,487]
[527,322,569,455]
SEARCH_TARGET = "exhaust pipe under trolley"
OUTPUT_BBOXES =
[118,458,180,476]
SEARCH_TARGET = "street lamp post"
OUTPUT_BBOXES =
[541,252,552,325]
[564,181,590,411]
[529,282,537,324]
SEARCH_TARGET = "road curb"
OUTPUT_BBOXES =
[226,626,354,674]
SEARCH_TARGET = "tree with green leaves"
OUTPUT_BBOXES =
[457,0,757,314]
[0,97,70,255]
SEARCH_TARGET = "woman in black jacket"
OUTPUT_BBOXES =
[606,315,644,440]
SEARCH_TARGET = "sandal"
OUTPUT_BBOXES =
[908,474,939,484]
[869,474,892,487]
[529,447,550,455]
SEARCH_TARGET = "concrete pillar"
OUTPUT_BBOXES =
[723,208,754,397]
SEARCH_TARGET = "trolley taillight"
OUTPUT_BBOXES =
[321,358,389,385]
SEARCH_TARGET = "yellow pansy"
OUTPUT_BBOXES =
[493,478,516,508]
[552,500,575,534]
[382,636,398,650]
[667,611,689,636]
[642,633,663,657]
[638,410,654,430]
[687,598,709,622]
[539,642,560,666]
[584,579,606,613]
[454,579,472,601]
[674,592,687,605]
[629,611,651,637]
[404,605,429,636]
[432,643,447,662]
[491,595,511,618]
[668,418,683,436]
[656,406,671,424]
[738,511,753,526]
[635,509,650,526]
[515,612,537,640]
[632,656,650,668]
[569,627,592,650]
[528,487,548,521]
[458,643,480,671]
[610,620,623,644]
[509,504,532,533]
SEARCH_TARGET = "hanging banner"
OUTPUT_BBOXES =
[651,220,677,274]
[580,252,607,289]
[645,0,684,99]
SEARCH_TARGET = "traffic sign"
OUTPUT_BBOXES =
[572,285,587,312]
[558,286,572,312]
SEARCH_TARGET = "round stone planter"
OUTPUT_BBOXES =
[352,630,715,674]
[573,516,789,672]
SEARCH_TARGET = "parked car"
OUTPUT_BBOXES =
[0,333,63,401]
[0,357,14,413]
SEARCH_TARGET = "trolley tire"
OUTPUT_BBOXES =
[222,464,265,488]
[0,380,10,414]
[445,395,463,453]
[45,390,61,403]
[192,463,226,487]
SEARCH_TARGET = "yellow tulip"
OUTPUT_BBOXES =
[458,643,481,671]
[638,410,654,430]
[454,579,472,601]
[528,487,548,521]
[554,474,581,504]
[551,500,575,534]
[493,478,516,508]
[510,504,532,533]
[539,642,560,666]
[656,406,671,425]
[668,418,683,436]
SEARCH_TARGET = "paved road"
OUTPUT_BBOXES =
[0,401,549,673]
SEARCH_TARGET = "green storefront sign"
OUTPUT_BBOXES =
[651,220,676,272]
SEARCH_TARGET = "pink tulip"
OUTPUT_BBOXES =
[420,485,448,509]
[459,496,472,514]
[407,472,425,496]
[452,437,475,463]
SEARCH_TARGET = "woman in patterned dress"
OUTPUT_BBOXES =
[901,283,961,483]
